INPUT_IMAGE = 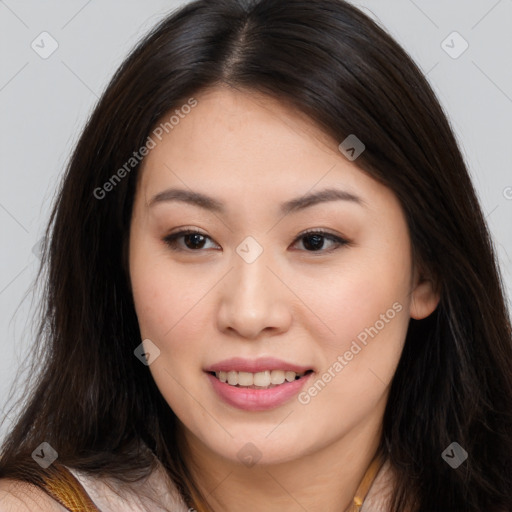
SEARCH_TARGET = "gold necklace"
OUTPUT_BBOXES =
[344,451,385,512]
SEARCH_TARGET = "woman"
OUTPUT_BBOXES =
[1,0,511,511]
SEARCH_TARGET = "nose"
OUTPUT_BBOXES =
[216,246,292,340]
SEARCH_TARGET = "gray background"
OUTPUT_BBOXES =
[1,0,511,443]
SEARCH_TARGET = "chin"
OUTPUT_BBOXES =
[199,427,315,467]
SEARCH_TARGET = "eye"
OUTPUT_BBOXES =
[291,229,349,253]
[163,229,219,251]
[162,228,349,253]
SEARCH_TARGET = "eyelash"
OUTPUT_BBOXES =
[162,228,350,255]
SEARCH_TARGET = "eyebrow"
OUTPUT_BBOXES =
[149,187,365,215]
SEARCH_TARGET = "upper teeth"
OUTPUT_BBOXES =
[215,370,306,387]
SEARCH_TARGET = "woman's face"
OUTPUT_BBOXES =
[129,86,439,466]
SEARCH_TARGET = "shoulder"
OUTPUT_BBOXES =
[0,478,67,512]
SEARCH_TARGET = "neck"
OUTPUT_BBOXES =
[182,411,385,512]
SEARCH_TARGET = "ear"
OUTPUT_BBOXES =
[409,267,441,320]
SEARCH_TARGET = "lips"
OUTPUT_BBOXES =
[204,356,312,374]
[204,357,314,411]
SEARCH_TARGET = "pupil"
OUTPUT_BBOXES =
[303,234,324,251]
[185,233,205,249]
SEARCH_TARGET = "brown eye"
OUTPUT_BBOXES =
[182,233,207,250]
[292,230,349,253]
[163,230,218,251]
[301,233,328,251]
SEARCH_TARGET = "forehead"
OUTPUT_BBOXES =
[136,86,389,214]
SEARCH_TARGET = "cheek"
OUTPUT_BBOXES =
[130,245,213,427]
[307,238,412,398]
[317,250,410,344]
[297,275,409,433]
[314,277,408,383]
[131,266,202,351]
[129,241,216,369]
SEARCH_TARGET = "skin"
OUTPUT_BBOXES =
[128,85,440,512]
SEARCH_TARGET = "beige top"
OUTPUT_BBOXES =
[64,457,394,512]
[66,462,190,512]
[361,458,394,511]
[0,457,393,512]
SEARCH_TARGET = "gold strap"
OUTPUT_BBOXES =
[345,451,385,512]
[37,462,101,512]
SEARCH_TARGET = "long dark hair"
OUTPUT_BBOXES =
[1,0,511,510]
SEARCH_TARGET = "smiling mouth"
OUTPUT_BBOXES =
[208,369,314,389]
